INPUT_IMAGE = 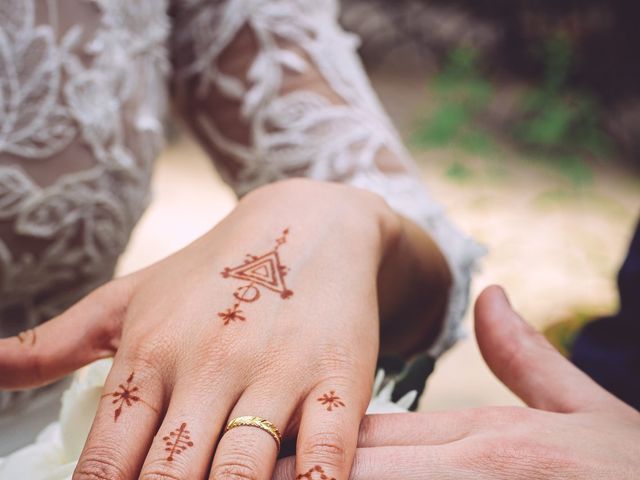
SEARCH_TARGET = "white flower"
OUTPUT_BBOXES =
[367,369,417,414]
[0,359,112,480]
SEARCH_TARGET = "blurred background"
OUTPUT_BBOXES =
[117,0,640,411]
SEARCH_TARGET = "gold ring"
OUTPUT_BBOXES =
[225,416,282,451]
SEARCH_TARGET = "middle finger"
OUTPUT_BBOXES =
[138,375,240,479]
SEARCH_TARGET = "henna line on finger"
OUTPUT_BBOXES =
[217,228,293,325]
[101,372,157,421]
[163,422,194,461]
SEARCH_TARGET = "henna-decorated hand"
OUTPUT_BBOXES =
[273,286,640,479]
[0,179,432,480]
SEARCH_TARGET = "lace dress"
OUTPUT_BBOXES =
[0,0,481,431]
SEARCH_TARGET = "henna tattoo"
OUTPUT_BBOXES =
[218,303,246,325]
[218,228,293,325]
[16,328,36,346]
[317,391,346,411]
[163,422,194,461]
[102,372,152,422]
[297,465,336,480]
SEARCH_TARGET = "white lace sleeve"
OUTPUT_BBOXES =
[0,0,169,418]
[170,0,484,356]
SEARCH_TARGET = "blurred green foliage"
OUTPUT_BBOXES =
[413,48,496,155]
[515,37,612,158]
[412,38,613,186]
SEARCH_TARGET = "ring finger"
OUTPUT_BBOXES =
[209,382,298,480]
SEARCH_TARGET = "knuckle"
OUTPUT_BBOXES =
[74,451,130,480]
[470,438,576,479]
[301,431,347,463]
[140,459,188,480]
[212,453,260,480]
[315,344,357,373]
[120,337,168,378]
[140,470,185,480]
[211,464,258,480]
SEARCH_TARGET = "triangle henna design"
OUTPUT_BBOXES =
[218,229,293,325]
[221,251,292,299]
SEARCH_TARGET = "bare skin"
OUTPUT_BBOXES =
[0,178,451,480]
[273,286,640,479]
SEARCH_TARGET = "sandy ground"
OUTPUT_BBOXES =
[117,67,640,411]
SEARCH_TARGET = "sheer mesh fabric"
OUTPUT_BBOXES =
[0,0,169,411]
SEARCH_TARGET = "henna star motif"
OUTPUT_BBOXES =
[296,465,336,480]
[218,303,245,325]
[317,391,345,411]
[218,228,293,325]
[104,372,141,422]
[163,422,194,461]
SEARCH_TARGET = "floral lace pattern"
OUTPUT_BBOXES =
[0,0,481,417]
[0,0,169,411]
[172,0,415,195]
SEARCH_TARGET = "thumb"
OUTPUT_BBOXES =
[474,285,629,414]
[0,279,131,390]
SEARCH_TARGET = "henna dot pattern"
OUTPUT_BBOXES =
[163,422,194,461]
[218,228,293,324]
[296,465,336,480]
[104,372,142,422]
[317,391,346,411]
[17,328,36,346]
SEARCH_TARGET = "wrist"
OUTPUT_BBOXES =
[240,178,402,266]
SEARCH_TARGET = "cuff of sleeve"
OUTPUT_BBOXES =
[348,171,486,358]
